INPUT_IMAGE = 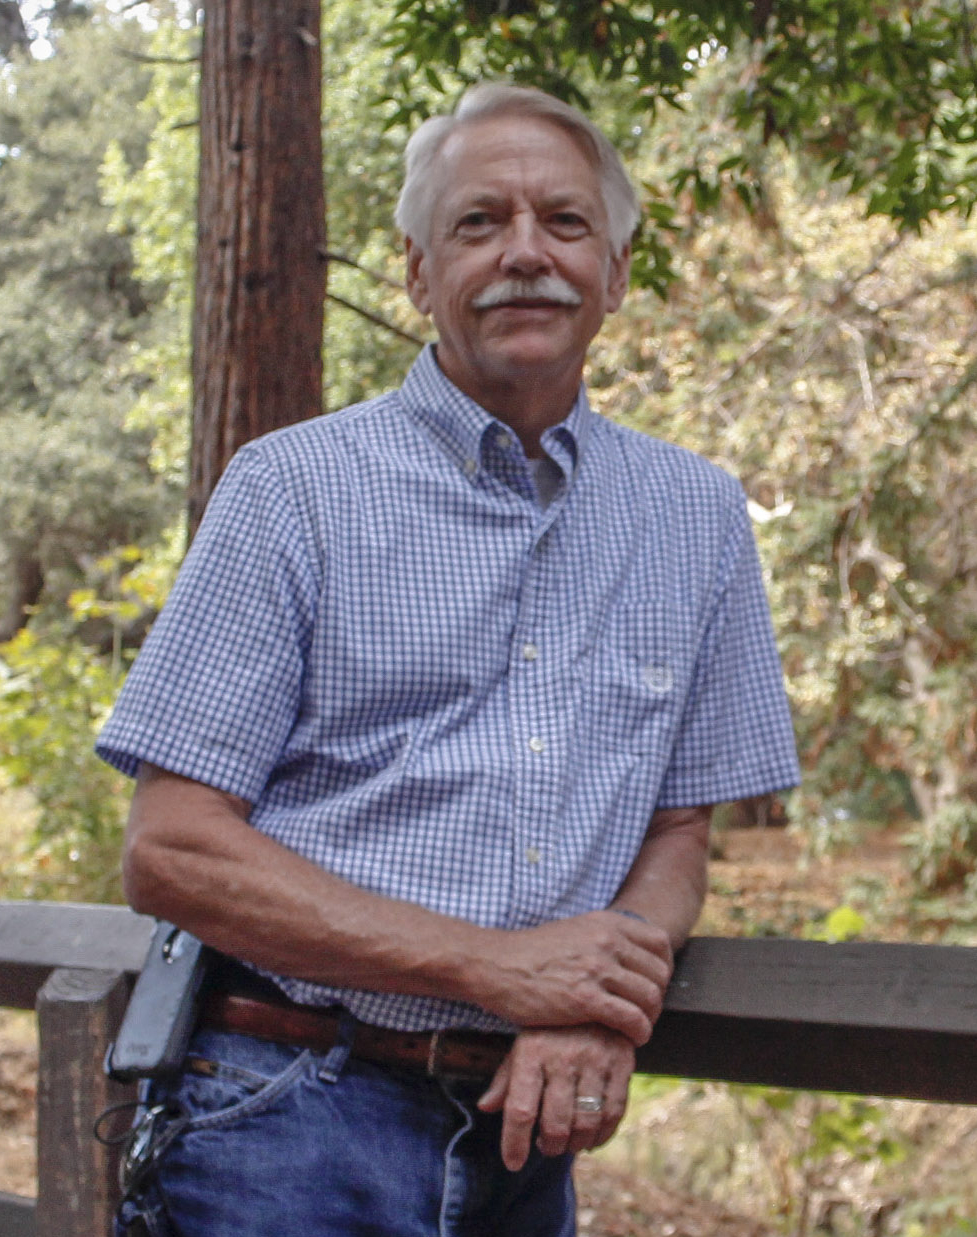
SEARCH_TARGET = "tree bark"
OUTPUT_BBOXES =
[0,1,29,58]
[190,0,326,537]
[0,552,44,641]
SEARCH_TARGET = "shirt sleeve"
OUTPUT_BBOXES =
[96,444,320,802]
[655,487,799,809]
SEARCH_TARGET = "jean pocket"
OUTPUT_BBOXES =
[162,1030,313,1133]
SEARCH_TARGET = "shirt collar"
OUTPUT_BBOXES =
[400,344,591,482]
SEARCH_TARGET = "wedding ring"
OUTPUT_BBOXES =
[574,1095,604,1113]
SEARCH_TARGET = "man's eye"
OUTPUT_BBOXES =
[456,212,495,233]
[549,213,589,235]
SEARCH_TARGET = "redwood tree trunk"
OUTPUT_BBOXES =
[0,2,29,59]
[190,0,326,536]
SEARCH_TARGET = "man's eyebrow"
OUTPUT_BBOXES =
[449,191,507,213]
[448,190,597,215]
[539,192,594,211]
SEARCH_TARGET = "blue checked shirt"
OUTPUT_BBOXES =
[97,345,799,1032]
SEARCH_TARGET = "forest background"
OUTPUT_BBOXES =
[1,2,977,1232]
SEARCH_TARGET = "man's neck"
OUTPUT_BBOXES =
[434,349,581,458]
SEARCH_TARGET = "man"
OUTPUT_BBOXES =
[97,83,799,1236]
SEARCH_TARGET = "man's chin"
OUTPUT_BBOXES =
[435,333,589,407]
[491,341,583,380]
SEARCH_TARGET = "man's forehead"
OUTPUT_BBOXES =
[438,112,599,175]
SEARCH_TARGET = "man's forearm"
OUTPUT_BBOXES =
[124,764,671,1044]
[125,764,493,999]
[610,805,713,953]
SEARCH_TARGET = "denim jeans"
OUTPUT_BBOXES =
[116,1024,576,1237]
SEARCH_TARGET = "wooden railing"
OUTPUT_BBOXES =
[2,900,977,1235]
[0,902,153,1237]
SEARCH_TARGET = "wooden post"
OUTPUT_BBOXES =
[36,968,134,1237]
[0,1190,35,1237]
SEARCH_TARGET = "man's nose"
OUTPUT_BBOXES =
[500,214,551,275]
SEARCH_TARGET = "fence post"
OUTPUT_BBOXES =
[36,968,133,1237]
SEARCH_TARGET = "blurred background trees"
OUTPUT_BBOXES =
[1,0,976,919]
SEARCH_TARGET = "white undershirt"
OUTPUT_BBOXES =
[529,454,563,508]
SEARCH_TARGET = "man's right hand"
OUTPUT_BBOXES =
[472,911,673,1046]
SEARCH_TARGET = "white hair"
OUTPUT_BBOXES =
[395,83,641,258]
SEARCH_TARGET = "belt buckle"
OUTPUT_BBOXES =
[425,1030,442,1076]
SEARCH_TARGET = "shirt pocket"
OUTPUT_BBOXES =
[586,602,684,754]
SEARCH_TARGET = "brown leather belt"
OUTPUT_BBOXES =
[201,992,513,1079]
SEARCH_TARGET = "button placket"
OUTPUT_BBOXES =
[509,513,562,910]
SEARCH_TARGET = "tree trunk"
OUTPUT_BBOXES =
[0,1,29,58]
[190,0,326,537]
[0,552,44,641]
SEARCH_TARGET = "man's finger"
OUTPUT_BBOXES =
[613,937,673,986]
[498,1058,545,1172]
[534,1068,578,1159]
[476,1055,511,1114]
[590,1046,635,1150]
[559,1071,607,1155]
[587,992,653,1046]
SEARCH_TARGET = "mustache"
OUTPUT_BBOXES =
[472,277,583,310]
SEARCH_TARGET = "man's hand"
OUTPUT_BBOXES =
[475,910,672,1046]
[477,1025,636,1172]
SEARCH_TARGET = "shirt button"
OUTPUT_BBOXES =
[463,457,477,476]
[525,846,541,865]
[522,642,539,662]
[495,431,512,450]
[528,736,545,753]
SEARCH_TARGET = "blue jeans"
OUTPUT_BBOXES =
[116,1025,576,1236]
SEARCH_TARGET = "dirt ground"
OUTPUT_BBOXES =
[0,1010,36,1198]
[0,824,910,1233]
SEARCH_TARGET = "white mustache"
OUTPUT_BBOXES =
[472,277,583,310]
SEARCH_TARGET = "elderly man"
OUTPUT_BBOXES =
[98,83,798,1237]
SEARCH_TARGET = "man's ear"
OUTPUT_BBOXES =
[405,237,431,315]
[605,242,632,313]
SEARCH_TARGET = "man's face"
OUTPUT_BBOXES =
[405,114,631,416]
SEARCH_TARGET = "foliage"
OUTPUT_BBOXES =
[5,0,977,902]
[100,11,200,485]
[321,0,432,407]
[0,621,127,902]
[387,0,977,235]
[579,50,977,885]
[0,6,179,634]
[0,542,176,902]
[803,905,867,943]
[610,1072,977,1237]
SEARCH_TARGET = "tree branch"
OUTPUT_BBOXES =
[323,249,406,291]
[326,292,427,346]
[116,47,200,65]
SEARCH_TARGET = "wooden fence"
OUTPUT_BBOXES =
[2,900,977,1235]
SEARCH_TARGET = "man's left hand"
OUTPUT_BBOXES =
[477,1025,635,1172]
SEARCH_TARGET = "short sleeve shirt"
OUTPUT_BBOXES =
[97,346,799,1031]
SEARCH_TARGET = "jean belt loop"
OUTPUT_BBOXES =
[317,1009,357,1083]
[425,1031,442,1077]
